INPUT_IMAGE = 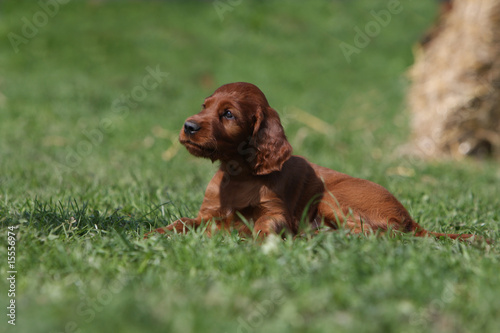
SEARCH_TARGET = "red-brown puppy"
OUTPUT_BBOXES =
[146,82,478,241]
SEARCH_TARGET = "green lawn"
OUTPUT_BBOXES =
[1,1,499,332]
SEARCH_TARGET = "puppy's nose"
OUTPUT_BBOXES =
[184,121,201,135]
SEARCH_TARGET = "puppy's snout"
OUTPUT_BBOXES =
[184,121,201,135]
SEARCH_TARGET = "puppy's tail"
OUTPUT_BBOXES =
[411,222,491,244]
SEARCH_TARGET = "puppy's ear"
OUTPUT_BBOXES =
[251,107,292,175]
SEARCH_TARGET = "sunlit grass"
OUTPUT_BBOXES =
[0,1,499,332]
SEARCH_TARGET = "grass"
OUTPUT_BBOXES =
[1,0,499,332]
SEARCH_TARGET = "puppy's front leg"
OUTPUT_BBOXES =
[253,204,291,237]
[144,217,202,238]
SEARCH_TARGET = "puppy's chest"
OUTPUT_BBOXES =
[219,181,271,211]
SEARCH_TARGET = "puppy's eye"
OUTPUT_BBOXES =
[222,109,235,119]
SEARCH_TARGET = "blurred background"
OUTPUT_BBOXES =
[0,0,441,204]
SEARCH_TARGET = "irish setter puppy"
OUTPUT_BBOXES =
[146,82,479,241]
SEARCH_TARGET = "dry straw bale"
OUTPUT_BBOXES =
[407,0,500,159]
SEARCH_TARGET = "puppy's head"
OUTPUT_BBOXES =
[179,82,292,175]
